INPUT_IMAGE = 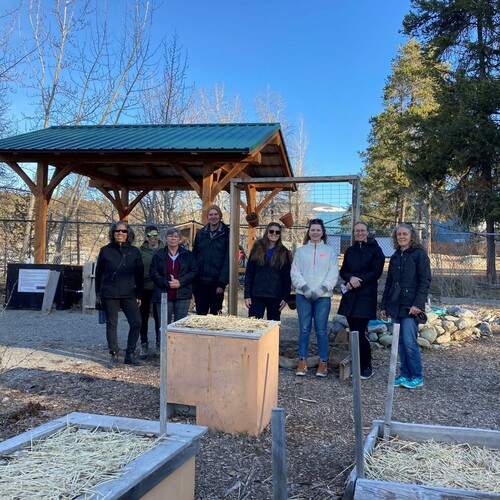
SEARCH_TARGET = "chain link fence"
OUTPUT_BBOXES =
[1,218,499,301]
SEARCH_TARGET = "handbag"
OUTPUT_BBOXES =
[95,294,103,310]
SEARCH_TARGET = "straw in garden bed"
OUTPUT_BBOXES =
[0,425,161,499]
[365,436,500,493]
[176,314,271,333]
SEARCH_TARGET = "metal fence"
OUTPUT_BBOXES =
[1,218,499,301]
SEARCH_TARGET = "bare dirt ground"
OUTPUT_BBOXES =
[0,296,499,499]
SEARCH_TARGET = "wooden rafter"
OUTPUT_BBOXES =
[256,187,283,213]
[170,162,201,196]
[7,162,36,193]
[211,162,249,199]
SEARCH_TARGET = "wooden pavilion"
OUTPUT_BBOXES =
[0,123,294,263]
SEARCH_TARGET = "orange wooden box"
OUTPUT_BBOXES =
[166,318,280,435]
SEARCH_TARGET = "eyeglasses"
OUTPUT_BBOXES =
[114,229,128,234]
[146,232,158,238]
[268,229,281,235]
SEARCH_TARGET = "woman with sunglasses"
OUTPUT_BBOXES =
[337,222,385,379]
[244,222,291,320]
[291,219,339,377]
[381,222,431,389]
[95,221,144,368]
[138,225,165,357]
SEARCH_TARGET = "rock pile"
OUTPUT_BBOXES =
[332,306,498,350]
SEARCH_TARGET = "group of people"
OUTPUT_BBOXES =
[96,208,431,389]
[95,205,229,368]
[244,218,431,387]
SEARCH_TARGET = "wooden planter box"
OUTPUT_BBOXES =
[166,319,280,435]
[0,412,207,500]
[347,420,500,499]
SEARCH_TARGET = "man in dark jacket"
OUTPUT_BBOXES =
[192,204,229,315]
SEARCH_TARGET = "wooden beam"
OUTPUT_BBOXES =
[201,163,214,222]
[124,189,151,216]
[211,162,248,199]
[170,162,201,196]
[33,162,49,263]
[255,188,283,213]
[44,164,75,198]
[120,188,129,221]
[6,162,36,193]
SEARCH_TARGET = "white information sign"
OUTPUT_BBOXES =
[18,269,51,293]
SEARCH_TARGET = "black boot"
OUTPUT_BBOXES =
[124,352,143,366]
[107,352,118,369]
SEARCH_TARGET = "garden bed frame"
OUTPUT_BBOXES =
[0,412,207,499]
[345,419,500,499]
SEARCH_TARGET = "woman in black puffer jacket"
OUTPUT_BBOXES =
[244,222,291,320]
[381,222,431,389]
[95,221,144,368]
[338,222,385,379]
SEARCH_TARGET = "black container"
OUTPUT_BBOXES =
[5,264,83,310]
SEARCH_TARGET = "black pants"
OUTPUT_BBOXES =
[103,297,141,354]
[346,317,371,371]
[139,288,160,344]
[194,282,224,315]
[248,296,282,321]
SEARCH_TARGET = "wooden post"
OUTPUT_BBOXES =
[229,181,241,315]
[272,408,287,500]
[350,330,364,479]
[33,162,49,264]
[159,293,168,436]
[383,322,400,440]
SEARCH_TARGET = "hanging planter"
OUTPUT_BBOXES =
[246,212,259,227]
[279,212,294,228]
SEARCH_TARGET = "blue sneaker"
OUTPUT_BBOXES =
[394,376,408,387]
[401,377,424,389]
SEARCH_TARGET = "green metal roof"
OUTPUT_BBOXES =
[0,123,282,153]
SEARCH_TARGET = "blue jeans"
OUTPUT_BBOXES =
[395,316,422,379]
[296,294,331,361]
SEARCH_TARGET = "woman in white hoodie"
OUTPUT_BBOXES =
[291,219,339,377]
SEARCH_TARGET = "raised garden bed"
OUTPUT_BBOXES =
[0,412,207,499]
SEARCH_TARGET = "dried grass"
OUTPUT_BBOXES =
[176,314,271,333]
[365,437,500,493]
[0,425,160,499]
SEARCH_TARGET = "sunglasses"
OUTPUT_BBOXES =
[146,232,158,238]
[268,229,281,235]
[114,229,128,234]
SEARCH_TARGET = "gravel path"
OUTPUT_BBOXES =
[1,299,499,499]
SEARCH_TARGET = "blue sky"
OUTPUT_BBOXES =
[157,0,412,176]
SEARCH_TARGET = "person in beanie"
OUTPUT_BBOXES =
[337,221,385,379]
[139,225,165,357]
[192,204,229,315]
